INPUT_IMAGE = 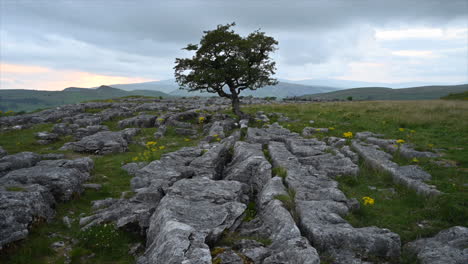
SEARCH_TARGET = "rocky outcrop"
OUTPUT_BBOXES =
[268,140,400,263]
[118,114,157,128]
[60,129,139,155]
[0,157,93,249]
[406,226,468,264]
[352,140,440,196]
[223,141,271,194]
[0,152,41,177]
[138,178,247,264]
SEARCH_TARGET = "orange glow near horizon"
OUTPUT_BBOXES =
[0,63,157,91]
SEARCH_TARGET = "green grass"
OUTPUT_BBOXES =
[243,100,468,245]
[0,124,73,155]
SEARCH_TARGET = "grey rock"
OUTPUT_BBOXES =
[246,123,300,144]
[366,136,439,159]
[139,178,246,264]
[239,119,249,129]
[40,153,66,160]
[175,128,197,136]
[0,146,7,158]
[355,131,384,140]
[268,141,400,262]
[0,184,55,249]
[352,141,440,196]
[302,127,329,136]
[118,114,157,128]
[74,125,109,140]
[406,226,468,264]
[63,216,72,229]
[0,163,91,201]
[213,248,244,264]
[153,125,167,139]
[190,143,230,180]
[35,131,59,141]
[52,123,79,136]
[73,116,102,127]
[61,130,136,155]
[0,152,41,177]
[0,157,92,249]
[223,141,272,194]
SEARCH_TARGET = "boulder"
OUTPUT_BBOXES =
[61,130,136,155]
[0,152,41,177]
[118,114,157,128]
[406,226,468,264]
[138,178,247,264]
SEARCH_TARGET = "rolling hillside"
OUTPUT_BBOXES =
[0,86,170,112]
[297,84,468,101]
[112,79,339,98]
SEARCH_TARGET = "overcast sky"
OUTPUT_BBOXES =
[1,0,467,90]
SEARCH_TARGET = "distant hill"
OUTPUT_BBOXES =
[112,79,339,98]
[0,86,170,112]
[440,91,468,100]
[284,78,462,89]
[297,84,468,101]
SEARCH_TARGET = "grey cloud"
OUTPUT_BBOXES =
[1,0,467,82]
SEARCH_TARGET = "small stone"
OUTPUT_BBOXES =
[51,241,65,249]
[63,216,72,229]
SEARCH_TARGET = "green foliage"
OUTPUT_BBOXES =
[440,90,468,100]
[272,167,287,180]
[174,22,278,116]
[243,201,257,222]
[217,231,272,247]
[76,224,128,254]
[6,186,25,192]
[274,188,298,222]
[347,96,353,101]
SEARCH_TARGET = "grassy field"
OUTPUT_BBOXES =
[243,100,468,246]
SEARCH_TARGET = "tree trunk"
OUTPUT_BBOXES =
[231,94,244,118]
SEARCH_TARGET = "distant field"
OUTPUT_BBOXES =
[243,100,468,243]
[441,91,468,100]
[297,84,468,101]
[0,86,169,112]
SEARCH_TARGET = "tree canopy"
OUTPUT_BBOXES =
[174,23,278,117]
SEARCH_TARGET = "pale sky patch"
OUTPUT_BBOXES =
[0,63,155,91]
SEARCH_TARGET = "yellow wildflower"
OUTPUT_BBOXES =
[184,138,191,142]
[315,128,321,132]
[412,157,419,163]
[198,116,206,124]
[328,127,335,130]
[133,157,138,161]
[213,134,219,137]
[146,141,157,147]
[399,128,405,132]
[410,130,416,133]
[159,146,166,150]
[396,139,405,144]
[427,143,434,148]
[362,196,375,206]
[216,138,221,141]
[343,132,353,138]
[157,118,164,122]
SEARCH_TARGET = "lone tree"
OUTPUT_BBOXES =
[174,23,278,117]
